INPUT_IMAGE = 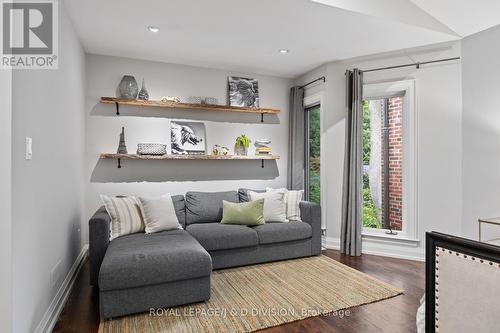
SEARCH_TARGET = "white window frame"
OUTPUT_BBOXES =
[303,92,327,230]
[362,80,418,241]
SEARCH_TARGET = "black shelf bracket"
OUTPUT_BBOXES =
[117,158,121,168]
[115,102,120,116]
[260,113,264,123]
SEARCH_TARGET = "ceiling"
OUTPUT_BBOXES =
[64,0,500,78]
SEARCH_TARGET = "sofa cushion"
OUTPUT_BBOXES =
[252,221,312,244]
[100,195,144,241]
[137,194,182,233]
[171,195,186,227]
[238,188,265,202]
[220,199,265,226]
[248,190,287,222]
[98,229,211,291]
[185,191,238,225]
[186,223,258,251]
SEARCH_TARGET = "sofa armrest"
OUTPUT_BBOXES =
[300,201,322,255]
[89,206,110,286]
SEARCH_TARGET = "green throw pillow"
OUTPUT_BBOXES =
[220,199,265,225]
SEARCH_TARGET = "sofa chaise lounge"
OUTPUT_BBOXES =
[89,189,321,318]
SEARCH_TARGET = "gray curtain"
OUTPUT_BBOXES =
[287,86,305,190]
[340,69,363,256]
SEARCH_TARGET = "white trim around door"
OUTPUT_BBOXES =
[304,92,327,231]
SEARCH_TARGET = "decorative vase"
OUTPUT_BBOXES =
[118,75,138,99]
[138,78,149,101]
[235,146,248,156]
[117,127,128,154]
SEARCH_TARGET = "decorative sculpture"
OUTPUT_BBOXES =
[138,78,149,101]
[117,127,128,154]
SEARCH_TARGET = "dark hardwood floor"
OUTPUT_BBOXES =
[53,250,424,333]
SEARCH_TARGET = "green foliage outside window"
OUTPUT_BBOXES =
[362,101,371,165]
[363,179,381,228]
[308,107,321,204]
[362,101,381,228]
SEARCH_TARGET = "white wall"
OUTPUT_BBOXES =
[11,4,86,333]
[462,25,500,243]
[84,54,292,227]
[0,69,13,333]
[295,42,463,259]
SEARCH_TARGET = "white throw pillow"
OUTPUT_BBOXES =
[248,190,287,222]
[137,194,182,233]
[100,195,144,241]
[266,187,304,221]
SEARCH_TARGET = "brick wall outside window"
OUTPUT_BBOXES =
[381,97,403,230]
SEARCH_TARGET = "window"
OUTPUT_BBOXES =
[305,104,321,204]
[362,97,404,231]
[362,80,417,239]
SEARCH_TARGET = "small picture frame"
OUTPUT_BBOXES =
[228,76,260,108]
[170,121,206,155]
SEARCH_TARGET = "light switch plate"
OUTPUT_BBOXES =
[25,137,32,160]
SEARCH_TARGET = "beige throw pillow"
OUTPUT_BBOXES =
[137,194,182,233]
[248,190,287,222]
[266,187,304,221]
[100,195,144,241]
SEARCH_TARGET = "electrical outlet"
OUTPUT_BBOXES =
[50,260,62,289]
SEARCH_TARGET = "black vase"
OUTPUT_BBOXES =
[118,75,138,99]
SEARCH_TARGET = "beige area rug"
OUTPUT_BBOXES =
[99,255,403,333]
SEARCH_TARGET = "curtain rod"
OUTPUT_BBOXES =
[361,57,460,73]
[299,76,326,90]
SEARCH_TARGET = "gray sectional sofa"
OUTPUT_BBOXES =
[89,189,321,319]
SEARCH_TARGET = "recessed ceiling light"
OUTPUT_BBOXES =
[147,26,160,33]
[279,49,290,54]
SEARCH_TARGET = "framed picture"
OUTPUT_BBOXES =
[228,76,260,108]
[170,121,206,155]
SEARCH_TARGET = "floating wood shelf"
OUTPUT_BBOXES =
[100,97,280,122]
[100,153,280,168]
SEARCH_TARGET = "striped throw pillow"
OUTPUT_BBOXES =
[266,188,304,222]
[100,195,145,240]
[286,189,303,221]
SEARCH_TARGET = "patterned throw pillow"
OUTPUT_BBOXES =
[266,188,304,222]
[100,195,145,240]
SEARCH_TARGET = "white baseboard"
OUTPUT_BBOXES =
[35,244,89,333]
[324,237,425,261]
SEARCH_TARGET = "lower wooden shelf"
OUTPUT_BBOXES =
[100,153,279,168]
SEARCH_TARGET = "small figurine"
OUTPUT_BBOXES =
[117,127,128,154]
[212,144,229,156]
[161,96,180,103]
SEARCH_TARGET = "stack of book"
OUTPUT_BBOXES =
[256,147,272,155]
[255,140,272,155]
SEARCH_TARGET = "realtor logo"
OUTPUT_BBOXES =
[1,0,58,69]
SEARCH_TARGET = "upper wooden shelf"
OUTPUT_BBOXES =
[100,153,279,168]
[100,97,280,118]
[100,153,279,160]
